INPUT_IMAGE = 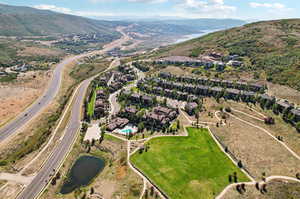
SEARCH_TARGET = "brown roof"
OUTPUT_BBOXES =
[153,106,172,115]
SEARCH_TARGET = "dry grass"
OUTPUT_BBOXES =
[18,46,62,57]
[203,99,300,180]
[41,135,143,199]
[222,179,300,199]
[229,103,300,157]
[268,82,300,105]
[0,70,51,127]
[0,60,77,173]
[209,104,300,180]
[0,182,23,199]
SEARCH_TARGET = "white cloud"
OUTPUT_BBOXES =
[249,2,285,9]
[175,0,236,18]
[89,0,167,3]
[33,4,72,14]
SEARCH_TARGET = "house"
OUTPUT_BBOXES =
[125,107,138,115]
[210,87,223,97]
[96,90,107,99]
[249,83,265,92]
[185,102,198,115]
[195,85,209,96]
[240,91,256,103]
[187,95,198,102]
[227,60,242,67]
[221,80,234,88]
[276,99,294,113]
[107,117,129,131]
[225,88,240,100]
[153,106,172,116]
[291,108,300,123]
[159,72,172,79]
[259,94,275,107]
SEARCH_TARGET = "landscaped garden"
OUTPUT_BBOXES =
[130,127,249,199]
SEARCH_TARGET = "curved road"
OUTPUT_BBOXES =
[0,57,66,142]
[17,78,90,199]
[16,29,131,199]
[0,28,129,143]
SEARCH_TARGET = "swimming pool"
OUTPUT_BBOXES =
[116,125,138,135]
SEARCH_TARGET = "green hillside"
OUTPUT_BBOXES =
[157,19,300,91]
[0,4,125,36]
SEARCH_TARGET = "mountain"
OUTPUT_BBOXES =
[156,19,300,91]
[0,3,246,38]
[0,4,126,37]
[123,18,246,38]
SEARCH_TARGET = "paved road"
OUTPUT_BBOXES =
[0,57,66,142]
[17,78,89,199]
[16,29,130,199]
[0,54,99,143]
[0,27,130,144]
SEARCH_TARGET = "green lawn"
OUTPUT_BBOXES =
[87,87,105,118]
[130,127,249,199]
[87,89,97,118]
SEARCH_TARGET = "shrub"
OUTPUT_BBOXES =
[264,117,275,125]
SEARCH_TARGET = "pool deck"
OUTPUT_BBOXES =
[84,123,101,141]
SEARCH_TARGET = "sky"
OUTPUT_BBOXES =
[1,0,299,21]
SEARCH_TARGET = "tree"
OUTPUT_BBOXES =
[296,173,300,180]
[176,120,180,130]
[195,109,200,128]
[296,122,300,132]
[150,186,154,196]
[163,98,167,106]
[90,187,94,195]
[225,107,231,113]
[91,139,95,146]
[228,174,232,183]
[264,117,275,125]
[237,160,243,168]
[233,172,238,183]
[255,182,260,190]
[138,122,145,133]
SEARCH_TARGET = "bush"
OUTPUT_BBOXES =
[296,122,300,132]
[264,117,275,125]
[225,107,231,113]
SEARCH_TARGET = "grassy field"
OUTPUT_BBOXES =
[130,127,249,199]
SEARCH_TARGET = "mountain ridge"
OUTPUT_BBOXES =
[155,18,300,91]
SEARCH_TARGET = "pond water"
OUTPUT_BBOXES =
[60,155,105,194]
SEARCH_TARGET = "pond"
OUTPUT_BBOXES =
[60,155,105,194]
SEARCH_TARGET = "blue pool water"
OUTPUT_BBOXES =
[121,129,132,134]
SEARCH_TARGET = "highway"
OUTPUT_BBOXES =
[16,29,130,199]
[16,78,89,199]
[0,28,129,143]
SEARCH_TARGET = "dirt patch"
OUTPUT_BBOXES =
[18,46,62,57]
[0,71,50,127]
[222,179,300,199]
[0,183,23,199]
[268,82,300,105]
[0,61,76,174]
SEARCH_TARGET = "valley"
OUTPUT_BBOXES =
[0,2,300,199]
